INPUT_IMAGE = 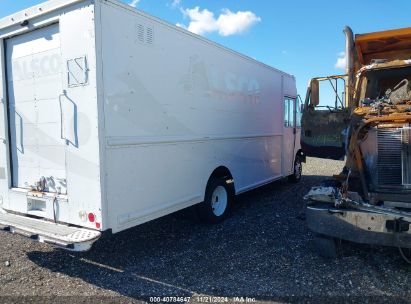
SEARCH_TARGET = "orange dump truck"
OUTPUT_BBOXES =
[302,26,411,262]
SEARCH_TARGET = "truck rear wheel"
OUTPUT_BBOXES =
[288,158,302,183]
[197,178,233,223]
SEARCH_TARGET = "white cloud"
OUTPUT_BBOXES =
[216,9,261,36]
[171,0,182,8]
[129,0,140,8]
[181,6,261,37]
[335,51,346,69]
[183,7,217,35]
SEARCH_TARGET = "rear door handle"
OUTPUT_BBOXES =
[58,91,67,141]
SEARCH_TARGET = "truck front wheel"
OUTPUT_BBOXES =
[288,158,302,183]
[197,178,233,223]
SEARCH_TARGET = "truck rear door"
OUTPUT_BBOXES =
[6,24,67,194]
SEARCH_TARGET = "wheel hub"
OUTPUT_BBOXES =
[211,186,228,216]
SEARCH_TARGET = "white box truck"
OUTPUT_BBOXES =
[0,0,304,251]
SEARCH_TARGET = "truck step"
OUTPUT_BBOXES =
[0,210,101,251]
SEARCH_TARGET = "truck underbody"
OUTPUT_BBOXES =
[305,187,411,260]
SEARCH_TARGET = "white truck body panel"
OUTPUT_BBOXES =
[0,0,300,248]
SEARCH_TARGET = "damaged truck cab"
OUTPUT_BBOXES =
[302,26,411,260]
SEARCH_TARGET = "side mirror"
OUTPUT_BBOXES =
[310,79,320,107]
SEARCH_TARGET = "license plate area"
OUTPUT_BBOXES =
[27,198,46,213]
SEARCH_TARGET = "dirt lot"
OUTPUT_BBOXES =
[0,157,410,303]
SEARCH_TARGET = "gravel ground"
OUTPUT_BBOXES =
[0,157,410,304]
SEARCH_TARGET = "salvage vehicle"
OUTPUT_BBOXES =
[302,26,411,262]
[0,0,304,251]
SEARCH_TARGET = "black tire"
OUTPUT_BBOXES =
[197,177,234,224]
[314,234,339,258]
[288,157,302,183]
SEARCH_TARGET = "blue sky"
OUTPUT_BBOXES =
[1,0,411,98]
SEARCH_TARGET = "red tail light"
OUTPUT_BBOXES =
[88,213,95,223]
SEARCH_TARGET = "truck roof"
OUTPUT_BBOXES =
[0,0,83,30]
[0,0,294,79]
[355,27,411,65]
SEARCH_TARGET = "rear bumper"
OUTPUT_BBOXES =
[306,204,411,248]
[0,209,101,251]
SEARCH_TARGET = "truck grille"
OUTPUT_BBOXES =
[402,128,411,188]
[377,127,411,188]
[377,129,402,187]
